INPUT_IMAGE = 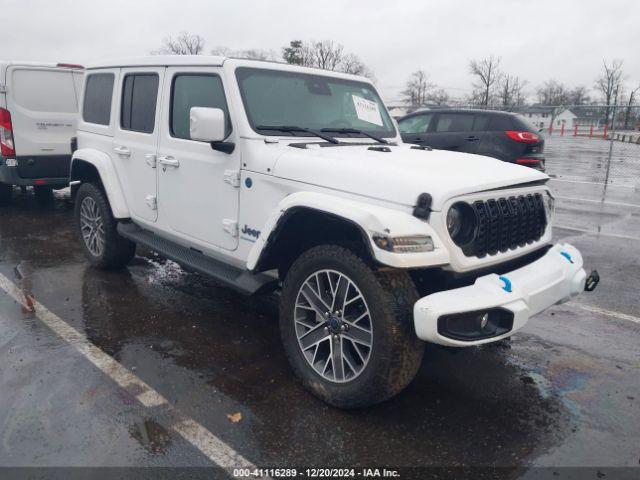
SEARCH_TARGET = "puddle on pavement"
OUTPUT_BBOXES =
[128,418,172,454]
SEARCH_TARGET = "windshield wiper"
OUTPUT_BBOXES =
[256,125,340,144]
[321,128,388,144]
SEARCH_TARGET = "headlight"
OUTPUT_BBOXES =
[446,205,462,238]
[543,192,555,221]
[446,202,477,246]
[373,234,434,253]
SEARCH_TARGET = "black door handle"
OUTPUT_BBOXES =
[466,136,479,141]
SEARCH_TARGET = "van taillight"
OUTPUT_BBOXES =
[505,130,539,144]
[0,108,16,157]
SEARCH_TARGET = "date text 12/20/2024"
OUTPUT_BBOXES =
[233,468,401,478]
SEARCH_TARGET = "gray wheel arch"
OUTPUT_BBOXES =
[252,207,376,277]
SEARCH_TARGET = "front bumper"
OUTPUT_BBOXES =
[413,243,586,346]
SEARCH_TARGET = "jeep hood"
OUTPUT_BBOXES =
[272,143,548,210]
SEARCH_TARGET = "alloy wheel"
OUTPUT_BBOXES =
[294,269,373,383]
[79,196,105,257]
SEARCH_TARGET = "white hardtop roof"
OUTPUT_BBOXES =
[85,55,369,82]
[87,55,226,69]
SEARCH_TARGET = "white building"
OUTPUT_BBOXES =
[520,106,577,130]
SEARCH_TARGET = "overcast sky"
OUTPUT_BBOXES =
[4,0,639,103]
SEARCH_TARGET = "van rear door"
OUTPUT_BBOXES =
[5,66,81,179]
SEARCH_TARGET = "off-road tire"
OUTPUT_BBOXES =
[0,183,11,206]
[280,245,424,408]
[34,185,54,206]
[75,182,136,270]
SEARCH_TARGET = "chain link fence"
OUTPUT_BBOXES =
[537,105,640,189]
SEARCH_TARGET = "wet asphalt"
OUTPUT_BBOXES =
[0,154,639,478]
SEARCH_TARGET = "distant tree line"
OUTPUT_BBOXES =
[153,32,639,127]
[153,32,374,80]
[403,56,636,115]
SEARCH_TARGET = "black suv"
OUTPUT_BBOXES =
[397,109,545,171]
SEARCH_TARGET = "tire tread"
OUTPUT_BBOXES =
[280,244,424,408]
[75,183,135,270]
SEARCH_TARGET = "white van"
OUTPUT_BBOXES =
[0,61,83,204]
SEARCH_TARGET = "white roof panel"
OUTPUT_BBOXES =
[86,55,226,69]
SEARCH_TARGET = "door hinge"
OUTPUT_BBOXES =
[146,195,157,211]
[223,219,238,237]
[223,170,241,188]
[0,84,6,93]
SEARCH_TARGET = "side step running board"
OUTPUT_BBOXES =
[117,222,278,296]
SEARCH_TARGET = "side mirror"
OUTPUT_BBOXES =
[190,107,226,142]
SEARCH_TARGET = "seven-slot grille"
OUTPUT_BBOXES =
[462,193,547,258]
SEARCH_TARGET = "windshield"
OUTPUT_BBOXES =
[236,67,397,138]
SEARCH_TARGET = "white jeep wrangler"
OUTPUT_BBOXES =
[70,56,597,408]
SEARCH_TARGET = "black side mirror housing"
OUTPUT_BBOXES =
[211,141,235,154]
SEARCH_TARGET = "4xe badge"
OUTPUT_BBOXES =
[241,225,260,242]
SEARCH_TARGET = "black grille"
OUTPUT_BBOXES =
[462,193,547,258]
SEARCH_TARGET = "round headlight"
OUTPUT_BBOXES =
[446,202,477,246]
[446,205,462,238]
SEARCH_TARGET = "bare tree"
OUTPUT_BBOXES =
[536,79,570,106]
[596,59,624,122]
[211,45,277,61]
[340,53,373,78]
[623,83,640,130]
[469,56,501,107]
[567,86,590,106]
[596,59,624,105]
[281,39,374,79]
[312,40,344,70]
[401,70,435,108]
[427,87,450,106]
[498,74,527,110]
[153,31,205,55]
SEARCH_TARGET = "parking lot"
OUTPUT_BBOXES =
[0,139,639,478]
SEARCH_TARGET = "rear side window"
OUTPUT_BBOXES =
[170,74,231,140]
[398,114,433,134]
[11,69,78,113]
[488,115,514,131]
[121,74,159,134]
[83,73,114,125]
[472,114,491,131]
[512,114,540,132]
[435,113,474,132]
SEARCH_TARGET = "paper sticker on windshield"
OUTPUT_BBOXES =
[352,95,383,126]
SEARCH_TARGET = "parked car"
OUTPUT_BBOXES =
[70,56,596,408]
[0,61,84,205]
[398,109,546,171]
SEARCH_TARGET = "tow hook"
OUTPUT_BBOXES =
[585,270,600,292]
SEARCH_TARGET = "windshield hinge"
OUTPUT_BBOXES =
[224,170,241,188]
[223,219,239,237]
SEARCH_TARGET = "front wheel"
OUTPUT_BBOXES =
[279,245,424,408]
[74,182,136,269]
